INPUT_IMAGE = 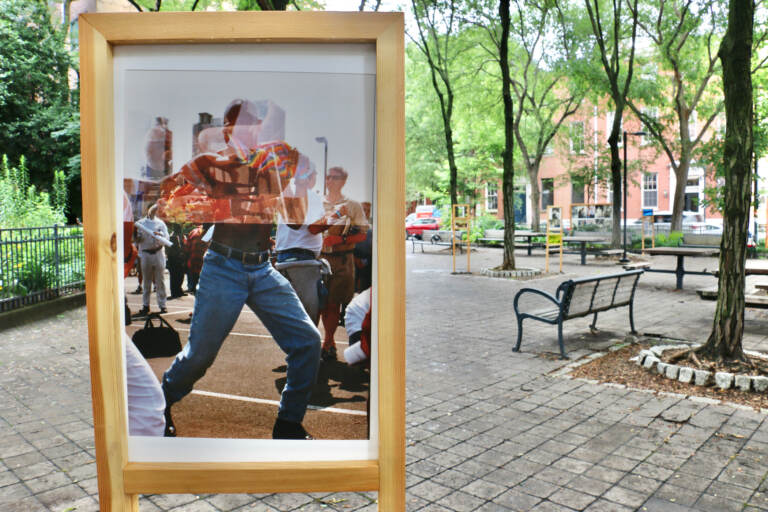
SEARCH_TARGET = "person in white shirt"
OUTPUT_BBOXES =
[275,156,325,261]
[135,203,169,315]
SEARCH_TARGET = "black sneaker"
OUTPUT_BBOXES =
[272,418,313,440]
[131,286,142,294]
[160,307,167,314]
[134,306,150,317]
[164,405,176,437]
[321,346,337,362]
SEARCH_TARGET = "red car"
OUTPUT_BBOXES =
[406,217,440,239]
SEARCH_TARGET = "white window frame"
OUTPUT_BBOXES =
[642,172,658,208]
[485,182,498,212]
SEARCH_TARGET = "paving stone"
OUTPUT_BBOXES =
[678,367,694,384]
[656,362,669,375]
[715,372,735,390]
[548,487,597,509]
[435,490,485,512]
[665,364,680,380]
[694,370,713,386]
[516,477,561,498]
[601,485,647,509]
[736,374,752,392]
[753,376,768,392]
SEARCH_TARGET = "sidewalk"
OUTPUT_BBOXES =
[3,247,768,510]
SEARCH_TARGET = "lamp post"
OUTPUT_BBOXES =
[620,130,647,264]
[315,136,328,194]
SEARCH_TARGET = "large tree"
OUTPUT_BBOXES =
[700,0,753,361]
[0,0,79,219]
[509,0,585,232]
[410,0,469,206]
[628,0,726,231]
[580,0,641,248]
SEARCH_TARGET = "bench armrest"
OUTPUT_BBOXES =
[514,287,562,317]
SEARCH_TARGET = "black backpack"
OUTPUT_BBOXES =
[131,313,182,359]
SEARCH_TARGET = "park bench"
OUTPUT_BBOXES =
[411,230,465,254]
[622,261,652,271]
[513,269,644,359]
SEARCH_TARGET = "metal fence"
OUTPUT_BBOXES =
[0,225,85,313]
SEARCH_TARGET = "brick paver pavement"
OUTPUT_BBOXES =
[3,246,768,511]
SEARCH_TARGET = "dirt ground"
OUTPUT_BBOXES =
[125,278,369,440]
[568,342,768,411]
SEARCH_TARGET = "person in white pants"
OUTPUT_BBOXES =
[135,204,169,315]
[125,332,166,436]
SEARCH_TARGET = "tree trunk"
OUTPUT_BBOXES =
[700,0,753,361]
[499,0,515,269]
[670,160,687,232]
[528,167,541,231]
[608,138,622,248]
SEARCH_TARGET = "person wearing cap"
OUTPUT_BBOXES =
[158,98,321,440]
[318,167,369,362]
[135,203,169,316]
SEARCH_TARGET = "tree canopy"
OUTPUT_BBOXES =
[0,0,79,220]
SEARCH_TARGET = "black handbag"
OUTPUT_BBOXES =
[131,313,182,359]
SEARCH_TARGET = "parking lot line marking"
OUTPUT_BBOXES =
[191,390,367,416]
[172,328,349,345]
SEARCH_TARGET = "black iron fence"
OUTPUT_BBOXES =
[0,225,85,313]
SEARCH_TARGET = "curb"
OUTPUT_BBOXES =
[0,292,86,331]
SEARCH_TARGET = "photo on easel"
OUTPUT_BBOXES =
[80,12,405,504]
[548,206,563,232]
[545,206,563,273]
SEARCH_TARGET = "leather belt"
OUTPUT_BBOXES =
[142,247,162,255]
[209,241,271,265]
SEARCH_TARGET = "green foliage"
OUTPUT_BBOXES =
[654,231,684,247]
[0,0,79,217]
[0,155,66,228]
[0,225,85,299]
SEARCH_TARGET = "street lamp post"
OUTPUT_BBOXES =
[315,136,328,194]
[620,131,647,264]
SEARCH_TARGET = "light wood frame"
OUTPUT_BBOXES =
[79,12,405,511]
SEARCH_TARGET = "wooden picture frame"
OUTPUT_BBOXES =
[80,12,404,511]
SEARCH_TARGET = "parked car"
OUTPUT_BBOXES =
[406,217,440,239]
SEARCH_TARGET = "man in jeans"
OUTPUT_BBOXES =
[135,203,169,316]
[158,99,321,439]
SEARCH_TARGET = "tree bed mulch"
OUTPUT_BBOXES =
[567,343,768,411]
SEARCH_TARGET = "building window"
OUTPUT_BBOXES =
[572,180,585,204]
[570,121,584,154]
[641,108,657,145]
[642,173,658,208]
[486,182,498,211]
[541,178,554,209]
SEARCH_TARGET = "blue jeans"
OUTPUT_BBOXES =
[163,250,321,423]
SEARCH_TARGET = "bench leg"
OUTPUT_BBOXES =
[629,302,637,334]
[558,320,568,360]
[589,312,599,333]
[513,317,523,352]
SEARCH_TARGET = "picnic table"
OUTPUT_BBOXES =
[643,246,719,290]
[476,230,545,255]
[562,235,609,265]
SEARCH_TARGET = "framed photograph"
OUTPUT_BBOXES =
[547,206,562,231]
[570,202,611,229]
[80,12,404,510]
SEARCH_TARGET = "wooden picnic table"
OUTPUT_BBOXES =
[745,260,768,275]
[643,246,719,290]
[562,235,609,265]
[515,231,545,256]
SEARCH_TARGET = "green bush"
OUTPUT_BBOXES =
[0,155,67,228]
